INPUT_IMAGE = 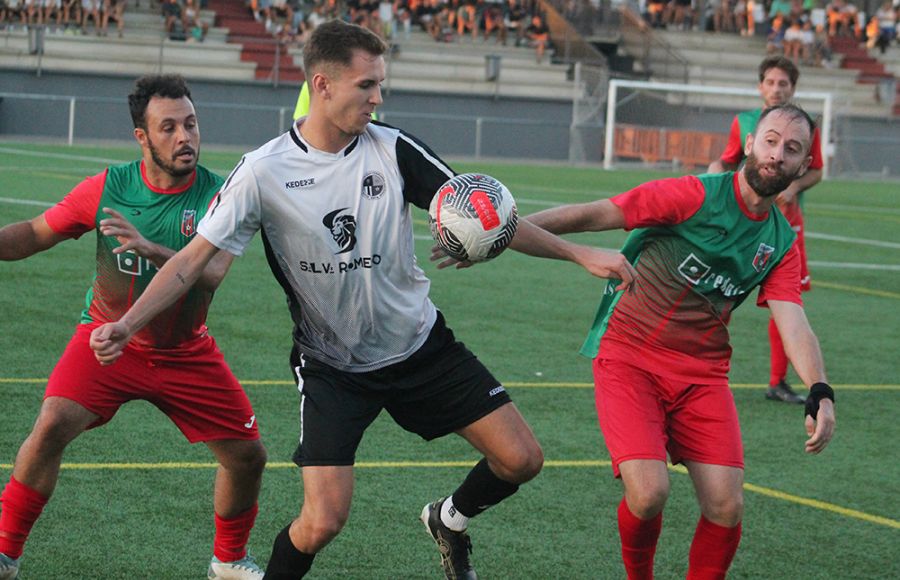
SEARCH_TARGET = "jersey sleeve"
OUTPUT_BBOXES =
[718,117,745,166]
[808,127,824,170]
[197,156,261,257]
[757,243,803,306]
[42,171,106,239]
[610,175,706,230]
[395,129,456,210]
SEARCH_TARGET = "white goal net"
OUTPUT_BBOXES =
[602,79,834,178]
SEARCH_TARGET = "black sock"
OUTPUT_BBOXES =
[451,458,520,518]
[262,524,315,580]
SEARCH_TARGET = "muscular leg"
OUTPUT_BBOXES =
[456,402,542,484]
[205,438,266,564]
[205,438,267,519]
[684,461,743,579]
[0,397,97,559]
[616,459,669,580]
[263,466,353,579]
[11,397,98,497]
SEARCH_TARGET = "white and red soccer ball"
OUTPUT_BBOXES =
[428,173,518,263]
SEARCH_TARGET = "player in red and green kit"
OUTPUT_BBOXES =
[709,55,824,405]
[0,75,266,580]
[521,105,836,579]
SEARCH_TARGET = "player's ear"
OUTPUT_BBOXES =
[311,73,329,100]
[133,127,147,147]
[744,133,755,157]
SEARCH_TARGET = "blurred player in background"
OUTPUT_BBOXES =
[0,74,266,580]
[708,55,824,405]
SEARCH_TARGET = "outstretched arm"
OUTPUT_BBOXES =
[0,215,69,261]
[509,219,637,291]
[89,234,223,365]
[768,299,836,454]
[523,198,627,235]
[99,207,233,291]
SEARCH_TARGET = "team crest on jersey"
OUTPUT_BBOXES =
[678,253,711,285]
[323,208,358,254]
[752,243,775,272]
[181,209,197,237]
[361,172,385,199]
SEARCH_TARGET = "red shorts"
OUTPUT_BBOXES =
[593,357,743,477]
[46,323,259,443]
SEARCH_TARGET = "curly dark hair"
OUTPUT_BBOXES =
[128,74,193,130]
[758,56,800,87]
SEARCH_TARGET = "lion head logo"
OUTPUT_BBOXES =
[322,208,357,254]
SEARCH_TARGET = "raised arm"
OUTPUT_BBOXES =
[0,215,69,261]
[768,299,836,454]
[98,207,233,291]
[89,234,223,365]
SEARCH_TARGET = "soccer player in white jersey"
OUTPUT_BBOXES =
[89,20,637,580]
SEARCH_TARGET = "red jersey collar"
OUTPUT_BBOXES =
[140,160,197,194]
[733,172,768,222]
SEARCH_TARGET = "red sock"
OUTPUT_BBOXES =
[213,503,258,562]
[687,516,741,580]
[617,497,662,580]
[0,476,49,559]
[768,318,789,386]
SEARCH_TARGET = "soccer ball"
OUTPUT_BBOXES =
[428,173,518,263]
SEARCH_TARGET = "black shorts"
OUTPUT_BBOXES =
[289,312,511,467]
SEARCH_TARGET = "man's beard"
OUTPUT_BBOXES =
[148,137,197,178]
[744,152,797,198]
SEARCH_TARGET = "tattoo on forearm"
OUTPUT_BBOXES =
[176,272,187,285]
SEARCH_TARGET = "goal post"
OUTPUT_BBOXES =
[602,79,833,179]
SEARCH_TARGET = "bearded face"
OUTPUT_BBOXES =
[147,134,198,179]
[743,150,799,198]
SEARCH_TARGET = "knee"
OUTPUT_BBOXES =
[223,440,268,477]
[493,441,543,484]
[296,510,348,552]
[702,494,744,527]
[625,483,669,519]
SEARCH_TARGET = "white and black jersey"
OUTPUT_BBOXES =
[198,120,455,372]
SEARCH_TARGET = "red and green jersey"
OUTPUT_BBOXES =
[581,172,802,383]
[43,161,224,350]
[719,108,824,170]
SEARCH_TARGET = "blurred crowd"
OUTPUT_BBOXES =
[249,0,556,61]
[642,0,900,64]
[0,0,128,36]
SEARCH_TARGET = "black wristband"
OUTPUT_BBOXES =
[805,382,835,419]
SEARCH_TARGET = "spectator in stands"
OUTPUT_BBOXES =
[645,0,667,28]
[812,23,832,66]
[873,0,896,52]
[456,0,477,40]
[766,13,786,53]
[783,16,805,62]
[394,0,412,38]
[80,0,100,34]
[182,0,208,40]
[504,0,526,45]
[826,0,858,38]
[307,0,327,28]
[481,0,506,43]
[711,0,733,33]
[162,0,183,38]
[733,0,749,35]
[666,0,694,30]
[100,0,126,37]
[525,13,549,63]
[61,0,80,33]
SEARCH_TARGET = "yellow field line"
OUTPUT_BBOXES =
[0,459,895,529]
[815,280,900,300]
[1,378,898,390]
